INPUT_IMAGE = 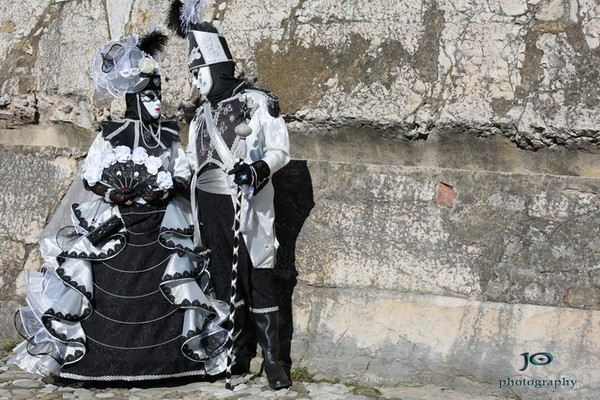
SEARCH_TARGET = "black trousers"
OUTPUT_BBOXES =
[197,189,278,311]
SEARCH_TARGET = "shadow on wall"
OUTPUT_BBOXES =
[272,160,315,366]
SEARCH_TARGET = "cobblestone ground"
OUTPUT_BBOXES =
[0,352,510,400]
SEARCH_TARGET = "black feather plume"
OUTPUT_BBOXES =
[138,29,169,57]
[166,0,186,38]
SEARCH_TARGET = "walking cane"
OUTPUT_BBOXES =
[225,123,252,390]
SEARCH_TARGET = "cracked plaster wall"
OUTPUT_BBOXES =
[0,1,600,149]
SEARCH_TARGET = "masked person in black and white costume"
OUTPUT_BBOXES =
[167,0,292,390]
[12,30,230,381]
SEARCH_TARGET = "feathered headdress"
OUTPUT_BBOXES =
[167,0,211,38]
[166,0,233,71]
[138,29,169,58]
[92,29,169,100]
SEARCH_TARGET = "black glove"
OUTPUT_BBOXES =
[108,187,136,205]
[228,160,271,194]
[135,185,168,204]
[171,177,190,200]
[229,161,252,186]
[84,180,109,197]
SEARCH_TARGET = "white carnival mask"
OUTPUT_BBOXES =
[140,90,161,119]
[194,66,213,96]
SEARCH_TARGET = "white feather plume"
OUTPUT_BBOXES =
[181,0,211,30]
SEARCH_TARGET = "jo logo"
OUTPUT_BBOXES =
[519,352,554,371]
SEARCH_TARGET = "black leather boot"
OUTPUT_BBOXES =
[254,311,292,389]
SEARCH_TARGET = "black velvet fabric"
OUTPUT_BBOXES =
[194,96,251,169]
[205,62,244,106]
[196,186,277,309]
[100,120,180,157]
[59,202,205,380]
[125,92,159,123]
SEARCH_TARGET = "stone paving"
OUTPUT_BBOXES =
[0,351,511,400]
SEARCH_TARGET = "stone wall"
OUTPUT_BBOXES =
[1,1,599,399]
[290,155,599,399]
[2,0,600,149]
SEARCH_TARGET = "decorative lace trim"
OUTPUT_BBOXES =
[56,267,93,300]
[59,368,207,381]
[71,203,96,231]
[249,306,279,314]
[160,226,194,236]
[42,318,86,344]
[58,237,126,261]
[162,266,203,282]
[44,307,92,323]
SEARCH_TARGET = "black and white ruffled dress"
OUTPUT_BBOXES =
[13,121,229,381]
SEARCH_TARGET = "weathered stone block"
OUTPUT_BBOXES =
[590,268,600,289]
[0,240,26,301]
[16,247,43,298]
[3,0,600,148]
[297,160,600,310]
[0,149,75,244]
[563,286,600,309]
[292,283,600,399]
[0,301,21,346]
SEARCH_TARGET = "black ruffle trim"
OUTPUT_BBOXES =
[71,203,97,231]
[58,237,126,261]
[44,306,92,322]
[161,287,217,312]
[160,226,194,236]
[162,266,203,282]
[42,317,86,344]
[184,328,203,340]
[182,344,202,361]
[56,267,93,301]
[183,299,216,311]
[64,350,85,363]
[159,237,210,258]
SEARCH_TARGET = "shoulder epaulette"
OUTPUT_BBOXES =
[245,88,281,118]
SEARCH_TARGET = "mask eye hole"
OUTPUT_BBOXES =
[140,90,160,102]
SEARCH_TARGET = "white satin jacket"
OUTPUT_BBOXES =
[187,89,290,269]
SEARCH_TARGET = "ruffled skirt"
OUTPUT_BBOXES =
[12,197,230,381]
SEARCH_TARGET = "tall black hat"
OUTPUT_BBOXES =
[167,0,234,71]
